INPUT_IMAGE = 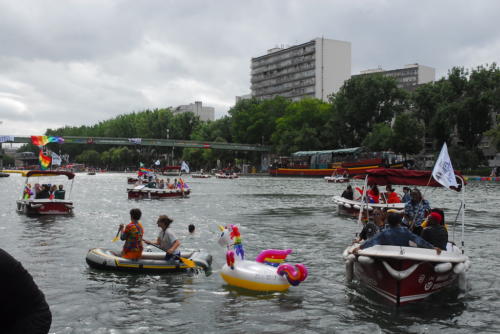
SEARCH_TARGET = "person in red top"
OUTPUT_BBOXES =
[366,184,380,203]
[119,208,144,259]
[381,185,402,203]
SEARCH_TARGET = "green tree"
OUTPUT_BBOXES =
[391,113,424,156]
[331,74,408,147]
[362,123,393,152]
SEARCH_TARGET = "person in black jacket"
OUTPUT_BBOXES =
[421,211,448,250]
[0,248,52,333]
[341,185,354,200]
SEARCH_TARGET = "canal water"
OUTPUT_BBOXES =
[0,173,499,333]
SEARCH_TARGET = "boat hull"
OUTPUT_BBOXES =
[86,248,212,273]
[215,173,238,179]
[127,188,190,199]
[332,195,405,220]
[16,199,74,215]
[344,245,469,305]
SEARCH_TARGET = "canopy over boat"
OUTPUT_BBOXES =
[24,170,75,179]
[354,168,465,190]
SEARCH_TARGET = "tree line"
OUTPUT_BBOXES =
[18,64,500,170]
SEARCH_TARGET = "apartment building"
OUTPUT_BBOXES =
[250,38,351,101]
[354,63,435,91]
[173,101,215,122]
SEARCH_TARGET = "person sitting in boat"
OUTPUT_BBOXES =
[158,179,165,189]
[401,186,411,203]
[381,185,401,203]
[49,185,58,199]
[36,185,51,199]
[118,208,144,260]
[421,210,448,250]
[403,188,431,235]
[353,212,441,254]
[54,185,65,200]
[355,208,385,243]
[23,184,33,199]
[144,215,181,261]
[146,176,156,188]
[367,184,380,203]
[341,185,354,200]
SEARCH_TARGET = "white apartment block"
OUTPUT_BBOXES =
[355,63,436,91]
[251,38,351,101]
[173,101,215,122]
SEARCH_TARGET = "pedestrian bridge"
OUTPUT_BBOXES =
[3,136,271,152]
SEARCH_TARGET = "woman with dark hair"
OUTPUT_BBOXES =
[119,208,144,259]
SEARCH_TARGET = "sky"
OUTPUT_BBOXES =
[1,0,499,136]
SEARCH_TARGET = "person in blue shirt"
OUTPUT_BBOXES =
[353,212,441,255]
[401,187,411,203]
[403,188,431,234]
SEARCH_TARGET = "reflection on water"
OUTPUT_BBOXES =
[0,174,499,332]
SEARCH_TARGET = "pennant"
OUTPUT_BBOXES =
[31,136,64,146]
[51,152,62,166]
[432,142,459,189]
[155,159,161,166]
[39,150,52,170]
[181,161,190,173]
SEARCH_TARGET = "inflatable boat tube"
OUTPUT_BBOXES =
[220,260,291,292]
[86,248,212,273]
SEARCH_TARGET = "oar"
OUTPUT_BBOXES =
[146,242,196,268]
[112,226,122,242]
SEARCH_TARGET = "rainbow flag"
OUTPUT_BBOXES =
[39,150,52,170]
[31,136,64,147]
[138,167,154,176]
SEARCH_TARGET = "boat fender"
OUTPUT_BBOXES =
[357,256,374,265]
[353,204,360,210]
[345,259,354,282]
[458,272,467,291]
[343,203,351,209]
[464,259,471,270]
[382,261,420,281]
[453,262,465,274]
[434,262,452,273]
[367,206,373,211]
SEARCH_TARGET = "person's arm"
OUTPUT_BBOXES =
[167,239,181,254]
[119,224,127,240]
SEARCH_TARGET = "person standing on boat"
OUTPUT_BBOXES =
[353,213,440,254]
[119,208,144,259]
[144,215,181,261]
[0,248,52,333]
[403,188,430,234]
[421,211,448,250]
[401,187,411,203]
[341,185,354,200]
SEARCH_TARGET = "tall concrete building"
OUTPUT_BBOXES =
[250,38,351,101]
[173,101,215,121]
[354,63,435,91]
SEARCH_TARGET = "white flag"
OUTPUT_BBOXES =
[181,161,190,173]
[155,159,160,166]
[432,143,458,189]
[51,152,62,166]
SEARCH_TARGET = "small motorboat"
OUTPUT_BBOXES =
[0,172,10,177]
[215,173,238,179]
[342,163,470,305]
[86,248,212,273]
[191,173,211,178]
[127,177,138,184]
[332,195,405,220]
[127,185,190,199]
[16,170,75,215]
[324,168,349,183]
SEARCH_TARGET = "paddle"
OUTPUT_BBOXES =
[112,226,122,242]
[145,242,196,268]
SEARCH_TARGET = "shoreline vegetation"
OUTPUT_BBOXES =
[12,64,500,173]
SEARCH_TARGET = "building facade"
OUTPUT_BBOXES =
[173,101,215,122]
[354,63,435,91]
[250,38,351,101]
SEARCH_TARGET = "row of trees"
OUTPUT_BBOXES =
[18,64,500,170]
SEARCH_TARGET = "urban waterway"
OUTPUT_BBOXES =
[0,173,499,333]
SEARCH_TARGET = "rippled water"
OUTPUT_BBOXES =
[0,173,499,333]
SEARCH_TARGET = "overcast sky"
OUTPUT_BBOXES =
[1,0,499,136]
